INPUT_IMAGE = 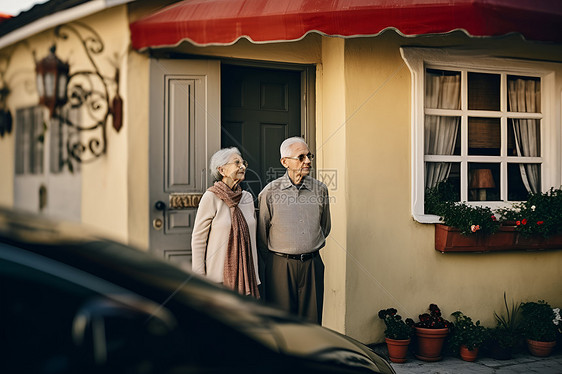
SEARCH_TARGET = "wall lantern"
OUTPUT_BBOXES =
[34,23,123,164]
[35,45,69,118]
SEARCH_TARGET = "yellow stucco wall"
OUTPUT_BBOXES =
[343,34,414,343]
[126,50,150,250]
[318,37,347,332]
[2,1,562,347]
[343,33,562,344]
[0,6,131,242]
[78,8,130,242]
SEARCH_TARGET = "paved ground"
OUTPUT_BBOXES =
[370,344,562,373]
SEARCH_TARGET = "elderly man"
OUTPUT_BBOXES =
[258,137,331,324]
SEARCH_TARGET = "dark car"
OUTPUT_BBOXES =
[0,208,395,374]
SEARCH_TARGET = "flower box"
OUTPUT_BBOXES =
[435,224,562,253]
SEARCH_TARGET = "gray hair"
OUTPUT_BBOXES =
[280,137,308,158]
[209,147,241,181]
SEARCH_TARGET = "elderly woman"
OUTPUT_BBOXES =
[191,147,260,298]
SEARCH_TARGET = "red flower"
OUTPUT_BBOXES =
[537,221,544,225]
[491,215,497,221]
[522,218,528,225]
[516,220,521,226]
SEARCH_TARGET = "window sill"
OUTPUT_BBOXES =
[435,224,562,253]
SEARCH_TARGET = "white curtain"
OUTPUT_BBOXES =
[424,72,461,189]
[508,78,540,194]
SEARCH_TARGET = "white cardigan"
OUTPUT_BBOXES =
[191,190,260,284]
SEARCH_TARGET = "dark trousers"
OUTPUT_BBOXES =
[265,252,324,324]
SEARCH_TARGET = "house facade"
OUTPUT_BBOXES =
[1,0,561,344]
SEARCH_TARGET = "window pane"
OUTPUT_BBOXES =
[508,163,540,200]
[49,119,64,173]
[15,110,27,175]
[15,107,44,175]
[425,69,460,109]
[468,163,499,201]
[30,109,44,175]
[468,117,500,156]
[507,76,540,113]
[507,118,540,157]
[424,115,460,155]
[49,108,80,174]
[468,72,500,111]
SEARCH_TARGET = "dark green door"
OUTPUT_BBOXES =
[221,65,301,200]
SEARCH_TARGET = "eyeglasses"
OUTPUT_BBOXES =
[224,159,248,168]
[285,153,314,162]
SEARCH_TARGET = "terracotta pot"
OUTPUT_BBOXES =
[414,327,449,362]
[459,345,479,362]
[385,338,410,363]
[526,339,556,357]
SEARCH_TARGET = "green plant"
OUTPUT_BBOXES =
[425,180,458,214]
[491,292,523,349]
[494,293,522,332]
[448,311,488,352]
[425,183,499,236]
[438,202,499,236]
[428,182,562,238]
[497,187,562,238]
[486,327,518,352]
[378,308,415,340]
[520,300,558,342]
[414,304,452,329]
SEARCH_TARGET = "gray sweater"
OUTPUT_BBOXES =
[258,173,331,255]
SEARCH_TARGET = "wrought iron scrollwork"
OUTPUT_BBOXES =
[53,22,120,164]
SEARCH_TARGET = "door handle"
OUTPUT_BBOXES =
[152,218,163,230]
[153,201,165,231]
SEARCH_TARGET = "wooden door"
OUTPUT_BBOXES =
[148,59,220,270]
[221,65,302,200]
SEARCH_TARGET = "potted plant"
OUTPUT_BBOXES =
[483,293,523,360]
[498,187,562,240]
[427,182,503,252]
[378,308,415,363]
[520,300,558,356]
[426,182,500,237]
[448,311,488,361]
[429,183,562,252]
[413,304,451,362]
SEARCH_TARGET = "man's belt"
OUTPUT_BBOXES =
[271,250,319,262]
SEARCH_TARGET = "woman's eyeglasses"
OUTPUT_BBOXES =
[285,153,314,162]
[224,159,248,168]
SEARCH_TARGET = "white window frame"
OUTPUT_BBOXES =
[401,47,561,223]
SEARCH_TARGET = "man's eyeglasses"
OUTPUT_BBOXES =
[285,153,314,162]
[224,159,248,168]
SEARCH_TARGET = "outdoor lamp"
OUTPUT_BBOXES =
[470,168,496,201]
[35,45,69,118]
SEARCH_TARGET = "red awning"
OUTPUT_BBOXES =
[130,0,562,50]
